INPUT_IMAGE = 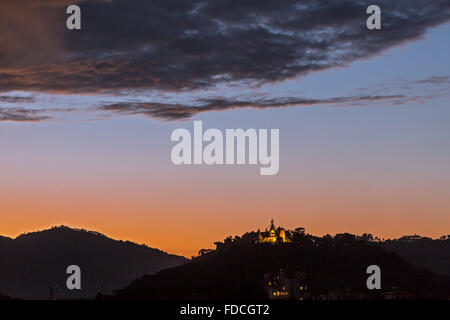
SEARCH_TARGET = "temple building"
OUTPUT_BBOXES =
[257,219,292,244]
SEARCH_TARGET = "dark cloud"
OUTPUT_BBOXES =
[0,95,35,103]
[0,73,445,122]
[0,0,449,94]
[413,75,450,85]
[99,94,413,120]
[0,94,46,121]
[0,108,50,122]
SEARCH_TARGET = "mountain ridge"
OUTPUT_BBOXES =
[13,225,175,256]
[107,230,450,300]
[0,225,188,299]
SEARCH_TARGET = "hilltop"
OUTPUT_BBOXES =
[107,228,450,300]
[0,226,187,299]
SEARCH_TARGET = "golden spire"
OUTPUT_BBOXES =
[270,218,275,231]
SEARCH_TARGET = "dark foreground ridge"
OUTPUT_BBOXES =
[106,226,450,300]
[0,226,188,299]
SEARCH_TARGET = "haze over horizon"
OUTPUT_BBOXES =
[1,218,448,258]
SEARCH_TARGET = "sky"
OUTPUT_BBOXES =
[0,0,449,257]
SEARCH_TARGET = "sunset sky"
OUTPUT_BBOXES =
[0,0,449,257]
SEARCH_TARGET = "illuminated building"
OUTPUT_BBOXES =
[257,219,292,244]
[264,269,309,300]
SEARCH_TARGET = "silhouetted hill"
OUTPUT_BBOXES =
[0,235,13,245]
[381,236,450,277]
[109,232,450,300]
[0,226,187,299]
